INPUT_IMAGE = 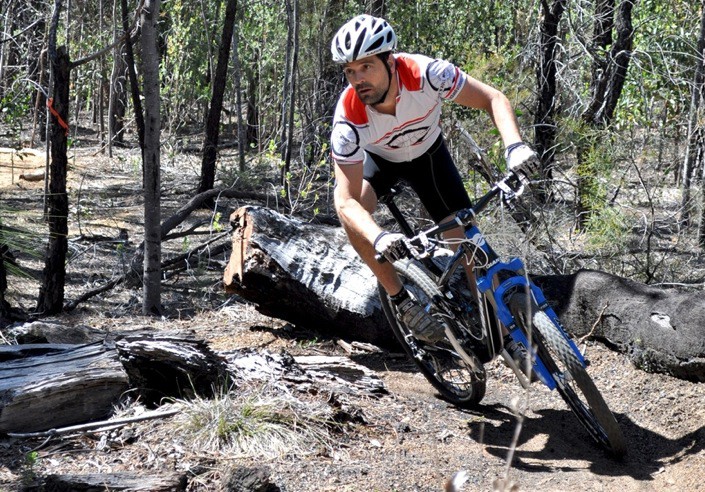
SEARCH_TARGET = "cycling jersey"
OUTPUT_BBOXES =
[331,53,468,164]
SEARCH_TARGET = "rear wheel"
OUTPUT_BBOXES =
[379,259,486,407]
[510,294,626,457]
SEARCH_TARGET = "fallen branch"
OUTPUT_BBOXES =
[7,408,180,438]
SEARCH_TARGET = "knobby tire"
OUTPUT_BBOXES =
[379,259,486,407]
[530,308,627,457]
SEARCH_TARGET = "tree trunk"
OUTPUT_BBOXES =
[121,0,145,151]
[0,0,13,100]
[197,0,239,195]
[700,160,705,247]
[42,473,187,492]
[0,331,385,434]
[223,205,705,382]
[223,205,390,346]
[0,220,10,322]
[245,50,260,151]
[370,0,386,17]
[285,0,298,169]
[0,342,128,433]
[534,0,566,201]
[108,8,127,148]
[140,0,162,315]
[36,45,70,315]
[279,0,298,183]
[683,0,705,235]
[29,12,48,147]
[232,8,246,172]
[576,0,635,228]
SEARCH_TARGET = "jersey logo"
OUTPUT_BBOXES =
[386,126,432,149]
[331,121,361,158]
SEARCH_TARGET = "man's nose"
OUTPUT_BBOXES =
[349,71,364,84]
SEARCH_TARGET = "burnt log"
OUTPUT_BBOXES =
[114,332,228,406]
[0,342,128,434]
[223,205,705,381]
[0,330,386,434]
[534,271,705,381]
[223,205,389,346]
[37,472,187,491]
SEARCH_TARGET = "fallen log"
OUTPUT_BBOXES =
[223,205,705,382]
[533,271,705,381]
[223,205,390,346]
[0,330,386,434]
[39,472,187,491]
[0,342,128,434]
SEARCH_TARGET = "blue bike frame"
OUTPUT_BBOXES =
[457,223,587,389]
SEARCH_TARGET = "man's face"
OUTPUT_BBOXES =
[343,54,392,106]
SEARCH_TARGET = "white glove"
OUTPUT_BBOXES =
[505,142,540,178]
[374,232,412,263]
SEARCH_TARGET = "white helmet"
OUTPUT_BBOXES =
[331,15,397,64]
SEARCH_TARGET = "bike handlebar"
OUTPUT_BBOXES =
[375,171,525,264]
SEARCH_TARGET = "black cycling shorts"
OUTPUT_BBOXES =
[363,135,472,222]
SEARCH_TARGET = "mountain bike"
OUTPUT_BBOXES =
[376,171,627,457]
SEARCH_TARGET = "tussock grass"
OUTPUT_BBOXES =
[173,382,338,459]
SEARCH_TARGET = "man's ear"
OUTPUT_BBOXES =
[386,53,395,72]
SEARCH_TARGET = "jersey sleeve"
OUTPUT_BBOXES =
[330,120,364,164]
[425,58,467,101]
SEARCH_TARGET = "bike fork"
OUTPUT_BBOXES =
[503,327,555,390]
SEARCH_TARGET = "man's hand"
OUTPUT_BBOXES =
[505,142,540,179]
[374,231,412,263]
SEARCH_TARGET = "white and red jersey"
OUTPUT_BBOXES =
[331,53,467,164]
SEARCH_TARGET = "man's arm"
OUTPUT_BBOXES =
[452,75,539,177]
[333,160,403,294]
[333,160,381,243]
[452,76,523,147]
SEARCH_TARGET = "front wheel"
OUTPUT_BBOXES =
[379,259,486,407]
[529,307,627,457]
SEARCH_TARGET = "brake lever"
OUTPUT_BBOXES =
[408,232,431,259]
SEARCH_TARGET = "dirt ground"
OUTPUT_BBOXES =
[0,145,704,491]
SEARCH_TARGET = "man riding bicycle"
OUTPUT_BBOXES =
[330,15,538,350]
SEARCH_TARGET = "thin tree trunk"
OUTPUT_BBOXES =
[232,11,246,172]
[108,0,127,153]
[140,0,162,316]
[576,0,635,228]
[197,0,239,195]
[700,161,705,247]
[583,0,634,127]
[279,0,293,182]
[0,220,10,321]
[121,0,144,151]
[0,0,14,100]
[245,50,260,151]
[30,46,48,146]
[72,12,84,135]
[370,0,385,17]
[534,0,566,202]
[285,0,298,170]
[28,7,48,147]
[682,0,705,228]
[37,45,70,315]
[98,0,105,150]
[279,0,298,184]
